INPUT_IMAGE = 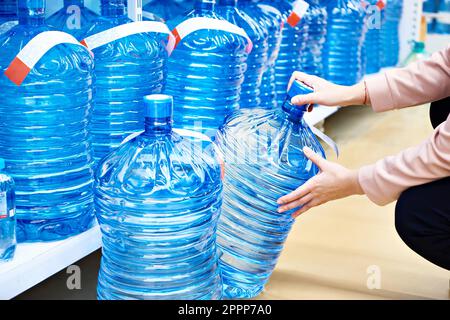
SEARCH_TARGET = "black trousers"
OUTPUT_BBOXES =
[394,98,450,270]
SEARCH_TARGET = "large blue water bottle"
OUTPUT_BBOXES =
[436,0,450,34]
[0,0,95,242]
[380,0,403,67]
[47,0,98,39]
[323,0,366,85]
[0,158,16,262]
[215,80,325,299]
[84,0,168,162]
[363,0,384,74]
[217,0,268,108]
[143,0,186,22]
[165,0,249,138]
[267,0,310,106]
[302,0,327,77]
[240,0,283,109]
[95,94,223,300]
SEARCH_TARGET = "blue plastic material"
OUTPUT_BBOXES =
[363,0,384,74]
[0,159,16,262]
[0,0,95,242]
[217,0,268,108]
[423,0,437,33]
[0,0,16,23]
[143,0,186,22]
[302,0,327,77]
[240,0,283,109]
[380,0,403,67]
[165,0,249,139]
[47,0,98,39]
[85,0,168,162]
[266,0,310,106]
[436,0,450,34]
[95,94,223,300]
[323,0,366,85]
[215,81,325,299]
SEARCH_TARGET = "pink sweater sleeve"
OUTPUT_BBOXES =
[358,47,450,206]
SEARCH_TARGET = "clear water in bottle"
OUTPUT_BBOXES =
[363,0,384,74]
[143,0,186,22]
[215,80,325,299]
[323,0,366,85]
[217,0,269,108]
[265,0,310,107]
[95,94,223,300]
[301,0,327,77]
[165,0,249,139]
[380,0,403,67]
[85,0,168,162]
[0,158,16,262]
[240,0,283,109]
[0,0,95,242]
[47,0,98,39]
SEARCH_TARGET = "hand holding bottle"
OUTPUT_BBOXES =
[288,71,370,108]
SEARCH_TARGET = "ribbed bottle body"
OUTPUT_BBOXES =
[86,3,168,162]
[301,0,327,77]
[217,0,269,108]
[240,0,282,109]
[380,0,403,67]
[0,1,95,242]
[267,0,309,106]
[323,0,365,85]
[143,0,186,22]
[165,2,248,139]
[215,101,324,299]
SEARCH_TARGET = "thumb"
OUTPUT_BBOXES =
[303,146,327,170]
[291,93,317,106]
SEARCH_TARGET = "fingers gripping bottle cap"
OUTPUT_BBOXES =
[287,80,314,109]
[282,80,314,122]
[0,158,5,170]
[144,94,174,119]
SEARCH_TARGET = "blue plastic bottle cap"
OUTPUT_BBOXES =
[144,94,174,119]
[0,158,4,170]
[288,80,314,99]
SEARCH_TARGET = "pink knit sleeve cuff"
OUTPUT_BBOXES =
[358,165,393,206]
[365,73,396,113]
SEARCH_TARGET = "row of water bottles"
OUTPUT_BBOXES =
[0,0,394,300]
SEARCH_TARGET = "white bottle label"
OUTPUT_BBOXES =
[0,191,7,219]
[4,31,86,86]
[287,0,310,27]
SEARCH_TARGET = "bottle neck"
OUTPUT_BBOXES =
[194,0,216,11]
[218,0,238,7]
[18,0,45,26]
[144,117,173,137]
[281,98,306,123]
[101,0,127,18]
[64,0,85,8]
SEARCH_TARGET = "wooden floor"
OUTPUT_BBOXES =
[258,105,450,300]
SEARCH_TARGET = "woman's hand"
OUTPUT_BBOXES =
[277,146,365,218]
[288,71,369,107]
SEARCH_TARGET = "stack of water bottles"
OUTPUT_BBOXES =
[301,0,327,77]
[0,0,352,302]
[323,0,366,86]
[381,0,403,67]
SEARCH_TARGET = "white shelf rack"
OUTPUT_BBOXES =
[0,226,101,300]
